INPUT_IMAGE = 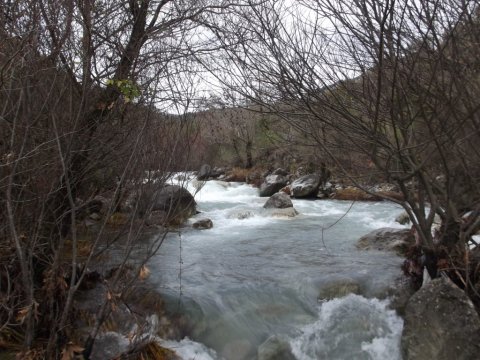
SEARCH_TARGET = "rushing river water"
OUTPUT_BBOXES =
[149,178,408,360]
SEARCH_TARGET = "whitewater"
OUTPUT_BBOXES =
[148,177,409,359]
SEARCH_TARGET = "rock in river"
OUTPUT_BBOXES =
[402,277,480,360]
[263,192,294,209]
[356,228,414,256]
[259,174,289,197]
[193,218,213,230]
[291,174,321,198]
[257,335,295,360]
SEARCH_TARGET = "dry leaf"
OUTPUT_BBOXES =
[61,342,84,360]
[16,306,29,324]
[139,265,150,280]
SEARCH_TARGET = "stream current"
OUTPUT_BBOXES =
[149,178,408,360]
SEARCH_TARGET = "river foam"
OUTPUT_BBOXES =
[290,294,403,360]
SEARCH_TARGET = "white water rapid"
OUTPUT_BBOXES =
[150,176,408,359]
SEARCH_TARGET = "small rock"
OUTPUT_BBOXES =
[318,279,362,300]
[395,211,411,225]
[257,335,295,360]
[228,210,255,220]
[192,218,213,230]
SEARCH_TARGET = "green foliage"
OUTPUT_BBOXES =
[106,79,141,102]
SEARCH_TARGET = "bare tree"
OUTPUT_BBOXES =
[0,0,240,357]
[210,0,480,285]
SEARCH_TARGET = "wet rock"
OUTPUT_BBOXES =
[259,175,288,197]
[383,276,418,316]
[272,168,289,176]
[356,228,414,256]
[402,277,480,360]
[192,218,213,230]
[318,279,362,300]
[264,207,298,218]
[153,185,196,225]
[395,211,411,225]
[134,184,196,224]
[197,164,212,181]
[222,339,252,360]
[228,209,255,220]
[317,181,335,199]
[263,193,293,209]
[291,174,321,198]
[257,335,295,360]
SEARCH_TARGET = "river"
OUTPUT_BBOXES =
[149,178,408,359]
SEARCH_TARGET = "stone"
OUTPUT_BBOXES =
[318,279,362,300]
[259,175,288,197]
[257,335,295,360]
[197,164,212,180]
[402,277,480,360]
[395,211,411,225]
[291,174,321,198]
[317,181,335,198]
[89,212,101,221]
[272,168,289,176]
[356,228,414,256]
[133,184,196,225]
[263,193,293,209]
[228,210,255,220]
[192,218,213,230]
[264,207,298,217]
[154,185,195,221]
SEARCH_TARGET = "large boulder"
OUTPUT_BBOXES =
[135,184,196,224]
[263,192,293,209]
[153,185,196,224]
[291,174,321,198]
[259,175,288,197]
[402,277,480,360]
[356,228,414,256]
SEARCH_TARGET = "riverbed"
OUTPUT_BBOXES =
[149,179,408,359]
